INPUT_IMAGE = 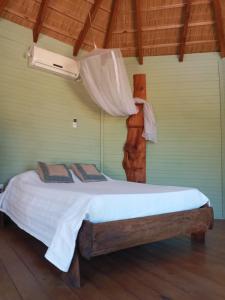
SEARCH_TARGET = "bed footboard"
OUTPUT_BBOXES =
[78,205,213,259]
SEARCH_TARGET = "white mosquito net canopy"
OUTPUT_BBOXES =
[79,48,157,142]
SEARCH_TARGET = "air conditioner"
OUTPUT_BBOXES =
[27,45,80,80]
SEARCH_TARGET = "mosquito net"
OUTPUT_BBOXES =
[79,48,157,142]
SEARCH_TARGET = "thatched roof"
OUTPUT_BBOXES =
[0,0,225,63]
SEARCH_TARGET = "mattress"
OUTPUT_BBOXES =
[0,170,209,224]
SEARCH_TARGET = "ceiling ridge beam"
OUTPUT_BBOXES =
[104,0,120,48]
[0,0,8,15]
[179,0,191,62]
[212,0,225,58]
[33,0,49,43]
[134,0,143,64]
[73,0,103,56]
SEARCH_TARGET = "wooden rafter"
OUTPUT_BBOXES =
[33,0,48,43]
[73,0,103,56]
[104,0,120,48]
[0,0,8,15]
[134,0,143,65]
[212,0,225,58]
[179,0,191,62]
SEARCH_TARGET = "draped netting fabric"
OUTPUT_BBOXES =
[79,48,157,142]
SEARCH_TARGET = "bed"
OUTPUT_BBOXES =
[0,171,213,287]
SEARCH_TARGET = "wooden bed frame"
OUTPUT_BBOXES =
[0,204,214,288]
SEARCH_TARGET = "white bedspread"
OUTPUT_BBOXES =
[0,171,209,272]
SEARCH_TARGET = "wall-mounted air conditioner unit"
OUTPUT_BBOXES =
[27,45,80,80]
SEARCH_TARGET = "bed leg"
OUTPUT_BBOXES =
[62,251,81,288]
[0,212,5,229]
[191,231,206,243]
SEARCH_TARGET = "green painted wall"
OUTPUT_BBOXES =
[0,20,224,218]
[0,20,101,182]
[103,54,223,218]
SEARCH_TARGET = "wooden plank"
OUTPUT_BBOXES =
[104,0,120,48]
[73,0,103,56]
[122,74,146,183]
[0,238,49,300]
[3,228,81,300]
[212,0,225,58]
[105,252,193,300]
[87,256,162,299]
[0,0,8,15]
[79,206,213,259]
[80,259,138,300]
[0,259,22,300]
[134,0,143,64]
[33,0,49,43]
[179,0,192,62]
[1,220,224,297]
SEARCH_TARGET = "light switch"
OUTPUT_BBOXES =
[73,118,78,128]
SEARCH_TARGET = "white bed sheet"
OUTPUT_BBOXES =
[0,171,210,272]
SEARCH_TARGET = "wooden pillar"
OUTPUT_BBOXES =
[122,74,146,183]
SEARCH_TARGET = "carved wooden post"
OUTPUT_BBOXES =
[122,74,146,183]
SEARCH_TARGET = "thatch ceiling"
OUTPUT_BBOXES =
[0,0,225,63]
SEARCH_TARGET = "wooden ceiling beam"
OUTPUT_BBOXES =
[212,0,225,58]
[33,0,48,43]
[73,0,103,56]
[134,0,143,65]
[179,0,191,62]
[0,0,8,15]
[104,0,120,48]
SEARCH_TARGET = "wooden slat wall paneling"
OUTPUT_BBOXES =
[33,0,49,43]
[104,0,120,48]
[0,20,101,184]
[103,54,222,218]
[73,0,103,56]
[212,0,225,58]
[179,0,191,62]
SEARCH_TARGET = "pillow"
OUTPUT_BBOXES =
[37,162,74,183]
[71,163,107,182]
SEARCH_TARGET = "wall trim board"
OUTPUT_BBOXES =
[218,58,225,218]
[100,109,104,172]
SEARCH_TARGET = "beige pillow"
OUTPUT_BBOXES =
[71,163,107,182]
[37,162,73,183]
